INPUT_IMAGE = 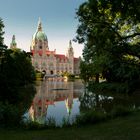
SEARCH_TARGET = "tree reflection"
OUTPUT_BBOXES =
[79,89,140,114]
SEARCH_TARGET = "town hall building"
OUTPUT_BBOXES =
[30,19,80,75]
[10,18,81,75]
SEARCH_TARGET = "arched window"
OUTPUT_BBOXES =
[39,46,42,49]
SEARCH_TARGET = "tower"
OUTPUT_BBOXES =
[67,40,74,74]
[67,40,74,57]
[31,18,49,52]
[30,18,49,72]
[30,18,80,75]
[10,35,17,49]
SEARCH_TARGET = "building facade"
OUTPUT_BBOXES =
[30,19,80,75]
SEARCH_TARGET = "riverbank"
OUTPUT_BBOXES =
[1,111,140,140]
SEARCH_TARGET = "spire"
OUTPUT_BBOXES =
[10,35,17,49]
[12,35,15,41]
[37,17,42,31]
[67,40,74,57]
[68,40,73,51]
[69,40,72,48]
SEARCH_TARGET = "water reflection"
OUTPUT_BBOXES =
[79,89,140,113]
[28,79,84,124]
[27,79,140,125]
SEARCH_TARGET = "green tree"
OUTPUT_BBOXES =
[0,18,36,127]
[0,18,4,45]
[76,0,140,90]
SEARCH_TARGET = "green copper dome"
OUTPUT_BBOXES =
[33,18,48,41]
[33,31,47,41]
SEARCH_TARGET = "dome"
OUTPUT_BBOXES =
[33,31,47,41]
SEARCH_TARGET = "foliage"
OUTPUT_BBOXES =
[75,110,107,125]
[0,18,4,45]
[61,72,75,80]
[76,0,140,92]
[88,81,131,93]
[1,111,140,140]
[75,106,133,126]
[45,117,56,128]
[109,105,133,118]
[0,18,36,127]
[0,85,36,127]
[36,71,43,81]
[22,117,57,130]
[61,71,70,77]
[0,49,36,104]
[0,102,20,127]
[62,117,72,127]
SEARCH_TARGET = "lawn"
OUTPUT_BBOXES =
[1,111,140,140]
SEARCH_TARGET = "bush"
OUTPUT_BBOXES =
[109,105,133,118]
[45,117,56,128]
[0,102,21,127]
[75,106,134,126]
[0,84,36,128]
[36,72,43,81]
[75,110,107,125]
[62,117,72,127]
[22,117,57,130]
[88,82,132,94]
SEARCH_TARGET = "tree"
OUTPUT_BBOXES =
[0,48,36,126]
[0,18,36,126]
[0,18,4,45]
[76,0,140,89]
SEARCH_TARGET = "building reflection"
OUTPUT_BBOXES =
[28,78,82,123]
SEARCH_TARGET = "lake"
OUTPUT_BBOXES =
[26,78,140,125]
[27,79,84,125]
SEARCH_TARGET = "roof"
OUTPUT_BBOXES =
[33,31,47,41]
[55,54,66,59]
[31,50,55,56]
[74,58,79,62]
[31,50,67,59]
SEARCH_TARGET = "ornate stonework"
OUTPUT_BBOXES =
[30,19,80,75]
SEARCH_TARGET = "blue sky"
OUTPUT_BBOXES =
[0,0,86,57]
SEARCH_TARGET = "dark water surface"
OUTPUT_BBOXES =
[26,79,140,125]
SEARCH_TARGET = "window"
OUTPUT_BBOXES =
[39,46,42,49]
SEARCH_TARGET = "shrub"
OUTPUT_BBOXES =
[109,105,133,118]
[45,117,56,128]
[88,82,132,94]
[75,106,134,126]
[75,110,107,125]
[0,102,20,127]
[62,117,72,127]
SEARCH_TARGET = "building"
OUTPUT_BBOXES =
[10,35,17,49]
[30,18,80,75]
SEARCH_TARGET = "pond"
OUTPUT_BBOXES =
[26,78,140,125]
[26,79,84,125]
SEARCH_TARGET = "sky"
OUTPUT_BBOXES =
[0,0,86,57]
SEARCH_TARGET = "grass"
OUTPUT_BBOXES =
[1,111,140,140]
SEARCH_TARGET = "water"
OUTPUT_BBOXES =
[26,79,140,125]
[79,89,140,113]
[27,79,84,125]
